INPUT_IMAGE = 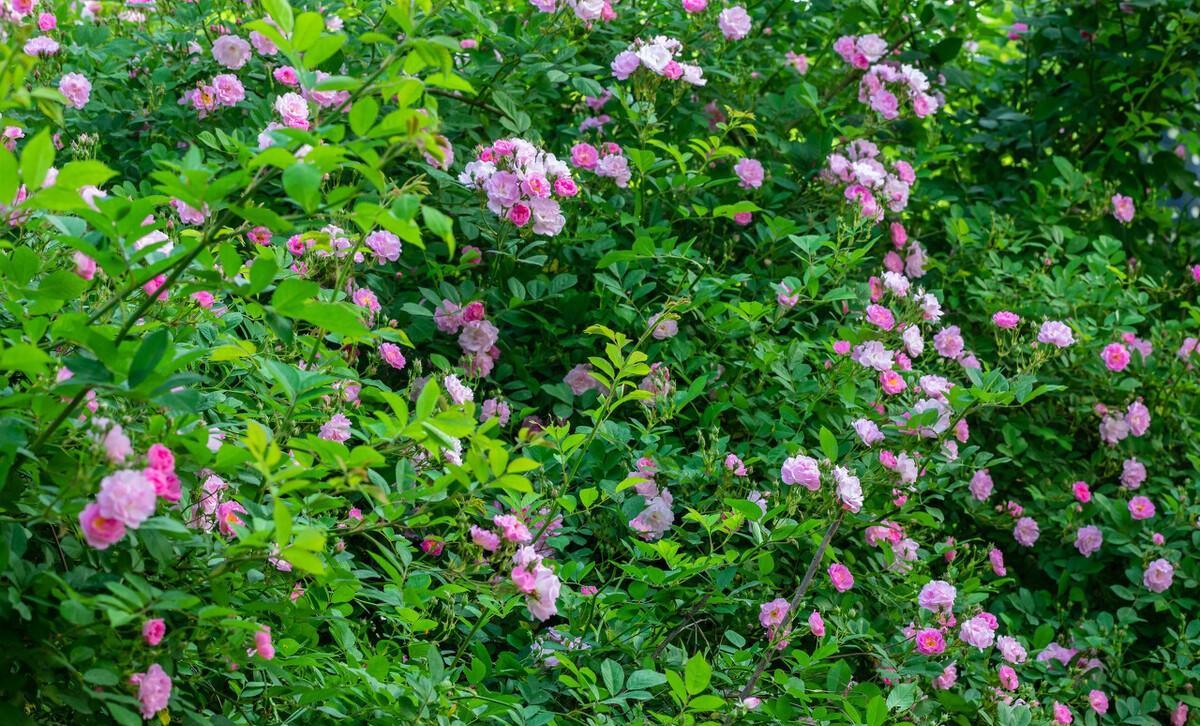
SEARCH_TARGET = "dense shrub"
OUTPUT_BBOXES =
[0,0,1198,723]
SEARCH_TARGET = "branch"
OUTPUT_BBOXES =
[723,511,844,719]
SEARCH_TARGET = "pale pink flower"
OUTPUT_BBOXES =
[717,6,752,40]
[216,500,247,537]
[319,413,352,442]
[959,615,995,649]
[129,663,172,719]
[1111,193,1135,223]
[212,35,252,69]
[808,610,825,636]
[97,469,156,528]
[758,597,789,628]
[1013,516,1040,547]
[1038,320,1075,348]
[917,580,956,613]
[734,158,764,189]
[780,454,820,490]
[58,73,92,109]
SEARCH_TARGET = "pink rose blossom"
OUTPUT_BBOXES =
[914,627,945,655]
[97,469,156,528]
[781,454,820,490]
[79,501,126,549]
[827,563,854,592]
[718,6,752,40]
[1013,516,1040,547]
[129,663,172,719]
[1111,193,1135,223]
[1075,525,1103,557]
[1128,495,1155,520]
[1143,558,1174,592]
[142,618,166,646]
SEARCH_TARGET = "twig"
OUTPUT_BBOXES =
[653,592,713,659]
[724,511,844,720]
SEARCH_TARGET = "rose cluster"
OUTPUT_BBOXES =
[458,137,578,237]
[822,139,915,220]
[611,36,706,86]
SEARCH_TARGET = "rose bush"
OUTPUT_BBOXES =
[0,0,1198,723]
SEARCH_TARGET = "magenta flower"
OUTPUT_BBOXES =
[79,501,126,549]
[1128,496,1155,520]
[992,311,1020,329]
[1072,480,1092,503]
[827,563,854,592]
[142,618,166,646]
[254,626,276,659]
[1101,342,1131,371]
[913,627,945,655]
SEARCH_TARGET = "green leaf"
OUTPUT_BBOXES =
[0,343,52,377]
[60,599,94,625]
[292,11,324,51]
[304,33,347,69]
[866,695,887,726]
[56,160,116,188]
[283,162,322,213]
[0,147,17,206]
[421,206,454,254]
[601,659,624,695]
[626,669,667,690]
[688,694,725,711]
[296,301,368,337]
[274,498,292,545]
[283,546,325,574]
[20,129,54,189]
[262,0,294,33]
[106,703,143,726]
[271,278,320,314]
[683,653,711,696]
[83,668,119,686]
[349,96,379,136]
[819,426,838,462]
[128,329,169,388]
[886,682,917,711]
[415,379,440,419]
